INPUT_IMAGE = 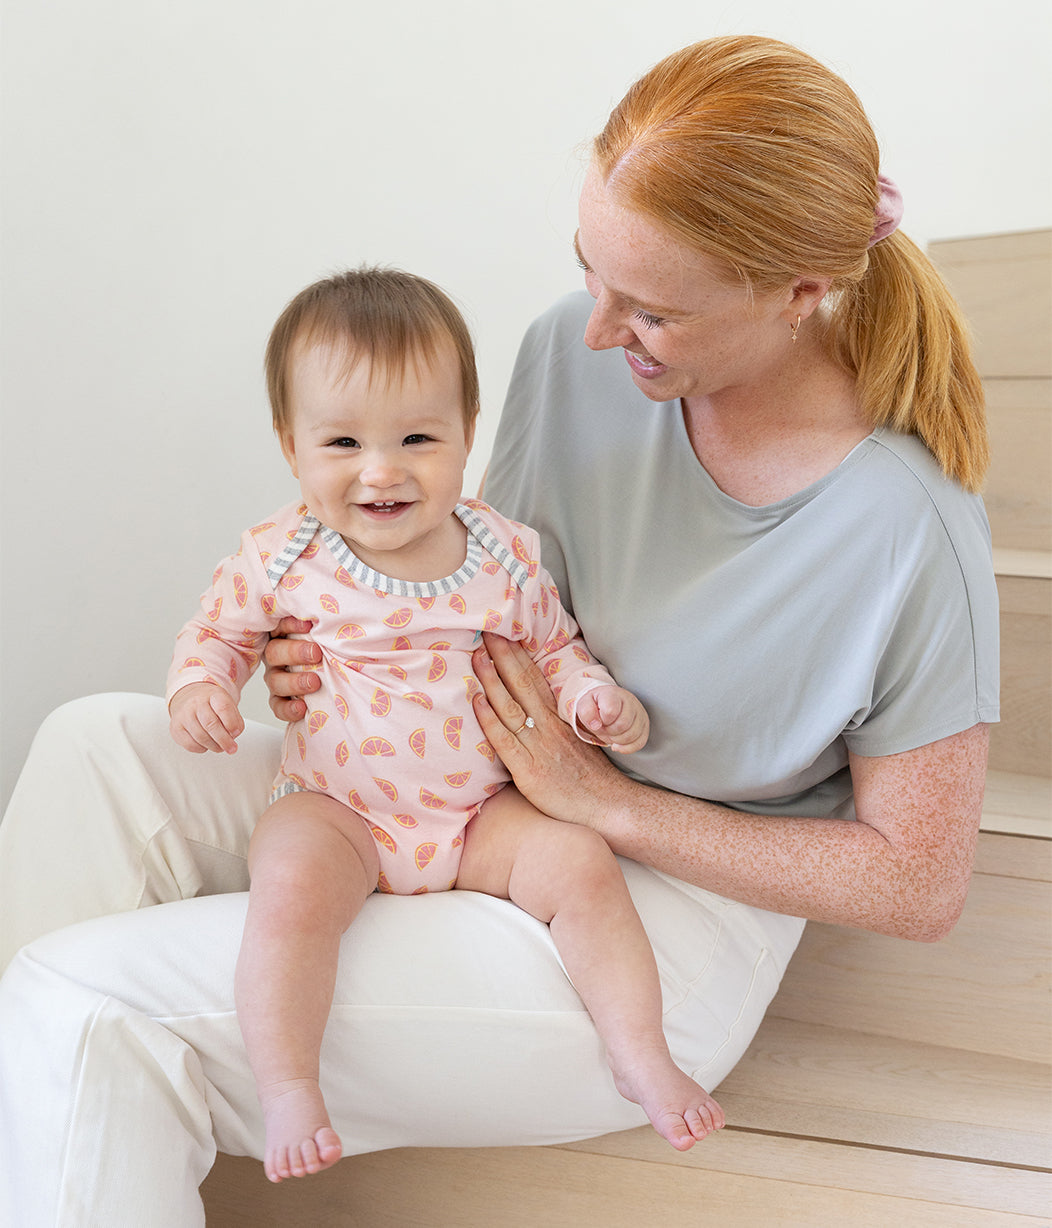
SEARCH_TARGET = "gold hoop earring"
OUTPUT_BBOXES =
[791,315,801,344]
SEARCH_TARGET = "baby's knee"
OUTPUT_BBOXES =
[546,823,622,889]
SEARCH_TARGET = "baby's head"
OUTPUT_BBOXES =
[265,266,480,440]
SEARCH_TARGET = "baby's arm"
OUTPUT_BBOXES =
[169,681,246,754]
[575,685,650,754]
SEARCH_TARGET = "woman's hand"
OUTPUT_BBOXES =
[471,632,631,829]
[263,617,322,723]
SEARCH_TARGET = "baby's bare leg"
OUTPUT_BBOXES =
[457,788,723,1151]
[236,791,379,1182]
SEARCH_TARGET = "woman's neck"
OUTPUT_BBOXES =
[681,339,869,506]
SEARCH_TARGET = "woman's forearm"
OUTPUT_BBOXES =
[595,726,987,942]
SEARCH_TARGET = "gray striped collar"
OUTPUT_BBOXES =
[266,504,532,596]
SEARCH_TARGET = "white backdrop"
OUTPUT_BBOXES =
[2,0,1050,807]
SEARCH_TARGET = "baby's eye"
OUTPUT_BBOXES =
[634,309,665,329]
[330,437,359,449]
[403,434,433,446]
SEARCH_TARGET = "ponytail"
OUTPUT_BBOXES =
[833,233,989,492]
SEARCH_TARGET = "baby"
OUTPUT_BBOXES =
[167,267,722,1183]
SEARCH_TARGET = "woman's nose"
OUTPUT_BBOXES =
[583,291,636,352]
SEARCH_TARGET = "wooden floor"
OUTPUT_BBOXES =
[202,770,1052,1227]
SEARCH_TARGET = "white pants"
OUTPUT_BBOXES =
[0,693,805,1228]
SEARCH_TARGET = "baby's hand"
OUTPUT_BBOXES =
[576,685,650,753]
[169,682,245,755]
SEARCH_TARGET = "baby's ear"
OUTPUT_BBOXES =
[277,429,298,477]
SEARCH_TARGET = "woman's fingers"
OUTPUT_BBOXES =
[263,619,322,721]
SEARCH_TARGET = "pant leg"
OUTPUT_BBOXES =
[0,693,805,1225]
[0,692,282,968]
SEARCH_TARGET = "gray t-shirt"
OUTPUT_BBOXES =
[485,291,999,820]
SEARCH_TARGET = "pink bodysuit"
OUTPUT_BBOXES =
[166,499,614,893]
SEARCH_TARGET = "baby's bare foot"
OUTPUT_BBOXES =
[259,1078,343,1182]
[613,1055,724,1151]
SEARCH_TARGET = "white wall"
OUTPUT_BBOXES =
[2,0,1050,807]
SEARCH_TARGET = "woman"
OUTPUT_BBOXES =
[0,36,996,1226]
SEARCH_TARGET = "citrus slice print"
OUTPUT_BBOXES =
[335,740,350,767]
[393,813,419,828]
[180,657,206,669]
[415,842,438,870]
[391,636,412,652]
[287,773,307,789]
[370,688,392,717]
[463,676,480,700]
[233,574,248,608]
[383,608,413,629]
[312,770,328,789]
[420,789,447,810]
[373,777,398,804]
[335,694,350,721]
[429,640,452,652]
[370,825,397,855]
[482,561,501,576]
[196,627,219,644]
[261,594,276,616]
[279,574,304,591]
[348,789,370,813]
[377,872,394,894]
[443,716,462,750]
[307,710,329,736]
[483,610,503,632]
[360,736,396,757]
[448,593,467,615]
[301,542,319,560]
[417,595,436,611]
[544,629,570,653]
[319,593,340,614]
[297,731,307,759]
[409,728,427,759]
[427,655,447,682]
[335,566,356,588]
[573,645,590,663]
[250,521,276,535]
[444,771,472,788]
[206,598,222,622]
[511,534,540,578]
[543,659,561,679]
[475,740,496,762]
[405,691,434,709]
[388,664,408,681]
[336,623,366,641]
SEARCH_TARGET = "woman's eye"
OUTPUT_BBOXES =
[634,309,664,329]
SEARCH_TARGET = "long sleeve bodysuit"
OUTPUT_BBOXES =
[167,498,613,893]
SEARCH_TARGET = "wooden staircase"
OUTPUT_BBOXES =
[202,232,1052,1225]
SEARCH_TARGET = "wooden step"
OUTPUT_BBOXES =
[992,552,1051,778]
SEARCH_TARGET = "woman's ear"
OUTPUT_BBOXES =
[785,275,833,324]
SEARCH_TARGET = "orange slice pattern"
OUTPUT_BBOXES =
[279,574,303,591]
[319,593,340,614]
[443,716,462,750]
[361,736,396,757]
[409,728,427,758]
[448,593,467,615]
[334,694,350,721]
[415,842,438,870]
[405,691,434,709]
[383,607,413,629]
[370,825,397,854]
[335,740,350,767]
[307,710,329,736]
[336,623,366,641]
[444,771,472,788]
[427,655,447,682]
[370,688,392,717]
[393,813,419,828]
[420,789,447,810]
[348,789,369,813]
[373,777,398,803]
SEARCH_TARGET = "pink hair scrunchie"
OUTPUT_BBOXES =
[869,174,903,247]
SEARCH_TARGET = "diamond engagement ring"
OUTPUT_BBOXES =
[513,717,535,735]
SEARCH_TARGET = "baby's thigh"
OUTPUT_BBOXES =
[457,787,616,915]
[249,791,380,910]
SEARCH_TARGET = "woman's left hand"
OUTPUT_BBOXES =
[471,632,627,829]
